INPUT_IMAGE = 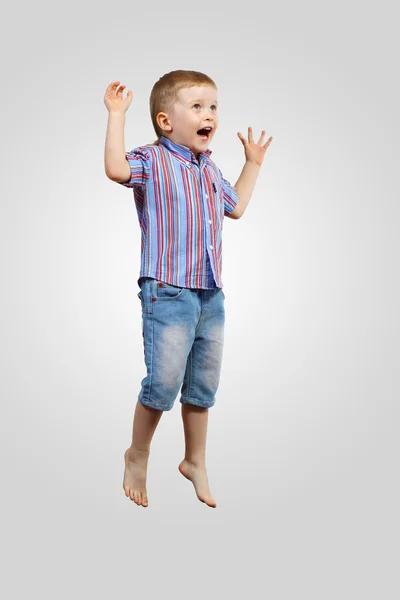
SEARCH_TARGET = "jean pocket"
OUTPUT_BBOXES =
[137,290,152,313]
[154,279,186,300]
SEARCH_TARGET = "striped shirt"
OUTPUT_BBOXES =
[117,135,239,289]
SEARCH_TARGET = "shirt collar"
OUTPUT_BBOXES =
[159,135,212,165]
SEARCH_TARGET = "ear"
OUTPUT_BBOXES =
[156,112,172,133]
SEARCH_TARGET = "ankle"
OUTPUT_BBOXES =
[184,455,206,468]
[127,446,150,456]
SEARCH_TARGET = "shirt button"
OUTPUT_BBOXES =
[210,245,213,249]
[205,194,208,198]
[208,219,212,224]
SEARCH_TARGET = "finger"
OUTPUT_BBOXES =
[263,136,273,148]
[105,81,119,96]
[237,132,246,145]
[117,85,126,96]
[257,130,266,144]
[113,82,122,96]
[248,126,254,144]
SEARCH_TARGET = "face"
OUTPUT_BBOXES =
[157,85,219,156]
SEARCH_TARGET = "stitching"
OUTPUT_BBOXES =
[187,348,193,399]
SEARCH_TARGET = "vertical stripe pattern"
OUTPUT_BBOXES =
[118,135,239,289]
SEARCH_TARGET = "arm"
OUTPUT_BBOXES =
[233,160,261,218]
[104,112,131,182]
[233,127,273,218]
[103,81,133,182]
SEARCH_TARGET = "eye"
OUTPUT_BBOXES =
[192,104,218,110]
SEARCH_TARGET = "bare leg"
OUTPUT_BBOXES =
[123,400,163,507]
[178,404,217,508]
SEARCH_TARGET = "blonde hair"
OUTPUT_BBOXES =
[147,70,217,145]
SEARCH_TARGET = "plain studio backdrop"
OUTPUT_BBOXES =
[0,1,398,599]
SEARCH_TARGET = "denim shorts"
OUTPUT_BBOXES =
[136,277,225,411]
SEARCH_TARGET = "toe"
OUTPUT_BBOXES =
[129,488,135,501]
[142,495,148,507]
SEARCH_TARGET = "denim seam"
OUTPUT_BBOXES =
[181,396,215,408]
[187,347,193,399]
[140,398,169,410]
[147,280,155,401]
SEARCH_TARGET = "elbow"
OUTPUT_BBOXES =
[229,202,242,219]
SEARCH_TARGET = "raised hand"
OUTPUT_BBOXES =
[104,81,133,114]
[237,127,273,166]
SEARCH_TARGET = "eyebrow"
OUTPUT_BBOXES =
[191,98,218,105]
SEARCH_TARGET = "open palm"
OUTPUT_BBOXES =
[237,127,273,166]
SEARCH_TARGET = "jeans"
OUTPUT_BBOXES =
[136,277,225,411]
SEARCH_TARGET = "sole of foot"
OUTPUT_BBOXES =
[178,459,217,508]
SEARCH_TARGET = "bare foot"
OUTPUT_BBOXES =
[123,447,150,506]
[178,459,217,507]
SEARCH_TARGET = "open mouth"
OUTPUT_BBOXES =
[197,127,212,141]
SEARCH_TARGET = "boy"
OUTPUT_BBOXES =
[104,70,272,508]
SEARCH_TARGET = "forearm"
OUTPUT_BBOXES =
[104,112,128,177]
[234,160,261,216]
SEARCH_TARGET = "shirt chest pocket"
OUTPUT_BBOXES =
[209,179,224,228]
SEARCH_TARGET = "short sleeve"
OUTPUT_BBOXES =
[218,167,239,215]
[117,147,152,188]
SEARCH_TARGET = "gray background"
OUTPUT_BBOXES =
[1,0,398,598]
